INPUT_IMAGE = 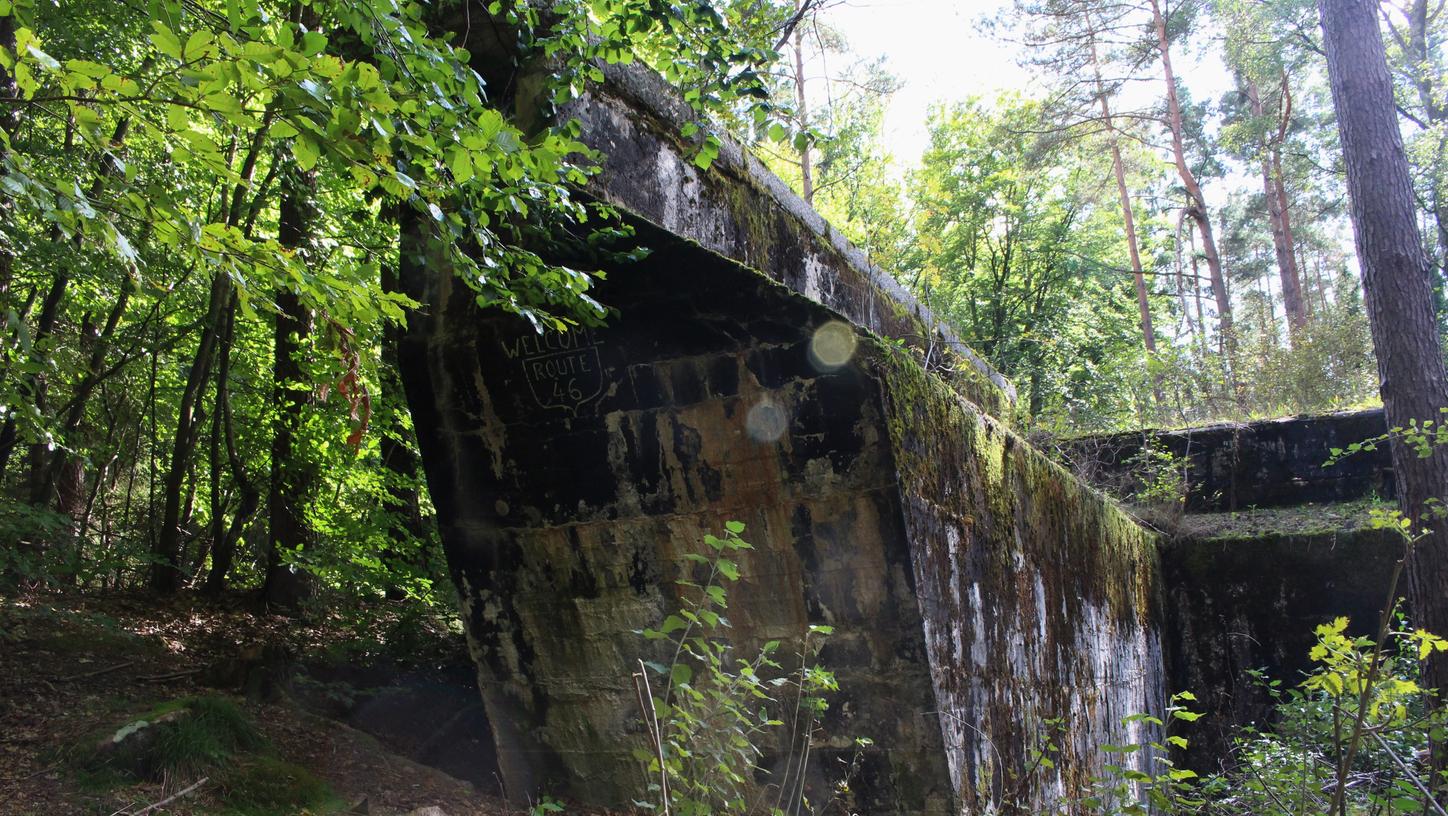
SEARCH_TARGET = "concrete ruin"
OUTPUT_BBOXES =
[1062,411,1401,766]
[396,23,1394,816]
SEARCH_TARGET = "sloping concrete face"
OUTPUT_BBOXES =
[399,42,1166,815]
[401,241,955,812]
[400,238,1166,812]
[876,352,1164,809]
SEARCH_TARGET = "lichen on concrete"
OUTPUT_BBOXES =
[870,341,1165,810]
[399,22,1178,815]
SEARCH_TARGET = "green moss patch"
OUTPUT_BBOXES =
[214,755,342,816]
[76,695,263,783]
[1178,497,1391,543]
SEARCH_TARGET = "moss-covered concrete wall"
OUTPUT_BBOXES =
[1060,410,1392,511]
[875,347,1164,810]
[399,27,1168,814]
[1162,515,1401,767]
[399,226,1167,812]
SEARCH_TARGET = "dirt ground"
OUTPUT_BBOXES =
[0,591,520,816]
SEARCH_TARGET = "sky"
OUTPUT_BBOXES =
[822,0,1238,172]
[826,0,1031,163]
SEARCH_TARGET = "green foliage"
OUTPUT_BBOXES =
[1201,616,1447,816]
[1051,616,1448,815]
[905,94,1149,428]
[634,522,841,816]
[0,0,801,603]
[78,695,263,784]
[1075,693,1205,816]
[1122,440,1188,529]
[215,755,341,816]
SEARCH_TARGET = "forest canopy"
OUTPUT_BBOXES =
[0,0,1436,599]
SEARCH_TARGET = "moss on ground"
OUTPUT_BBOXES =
[68,695,342,815]
[214,755,343,816]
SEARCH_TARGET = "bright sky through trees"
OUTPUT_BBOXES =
[828,0,1237,170]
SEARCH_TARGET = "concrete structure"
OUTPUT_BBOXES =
[399,40,1166,816]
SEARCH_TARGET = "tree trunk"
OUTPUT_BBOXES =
[792,0,813,205]
[1248,77,1308,342]
[33,275,134,505]
[262,164,317,612]
[379,237,429,600]
[1087,37,1155,358]
[150,272,228,593]
[1321,0,1448,699]
[205,303,257,596]
[1148,0,1233,361]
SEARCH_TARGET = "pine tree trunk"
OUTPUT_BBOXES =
[1321,0,1448,698]
[1086,28,1156,358]
[792,0,813,205]
[1248,77,1308,342]
[1149,0,1233,360]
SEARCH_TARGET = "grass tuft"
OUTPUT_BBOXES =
[145,696,263,780]
[77,695,264,783]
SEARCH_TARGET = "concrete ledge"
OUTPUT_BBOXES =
[1060,409,1392,511]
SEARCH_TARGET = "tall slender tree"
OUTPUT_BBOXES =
[262,160,318,611]
[1320,0,1448,703]
[1147,0,1234,360]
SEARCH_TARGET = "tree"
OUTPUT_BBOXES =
[907,96,1147,426]
[1382,0,1448,295]
[1320,0,1448,700]
[1013,0,1162,370]
[1146,0,1235,362]
[0,0,797,597]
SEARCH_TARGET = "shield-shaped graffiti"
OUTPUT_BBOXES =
[513,330,606,412]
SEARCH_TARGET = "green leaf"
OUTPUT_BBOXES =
[183,30,215,61]
[293,135,319,171]
[449,148,474,183]
[150,22,183,60]
[301,31,328,56]
[724,520,745,534]
[670,663,692,687]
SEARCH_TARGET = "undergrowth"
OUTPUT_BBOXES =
[71,695,340,815]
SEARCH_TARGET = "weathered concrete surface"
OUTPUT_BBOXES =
[1059,409,1392,512]
[877,349,1164,809]
[1068,414,1403,770]
[399,29,1166,815]
[1162,519,1400,767]
[402,236,1164,816]
[559,62,1017,424]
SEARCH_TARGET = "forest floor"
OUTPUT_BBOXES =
[0,590,542,816]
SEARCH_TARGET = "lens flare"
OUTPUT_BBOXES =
[746,401,787,442]
[809,321,858,372]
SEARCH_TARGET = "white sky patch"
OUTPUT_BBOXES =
[827,0,1032,164]
[824,0,1240,177]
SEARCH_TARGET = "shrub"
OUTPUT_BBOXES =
[631,522,844,816]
